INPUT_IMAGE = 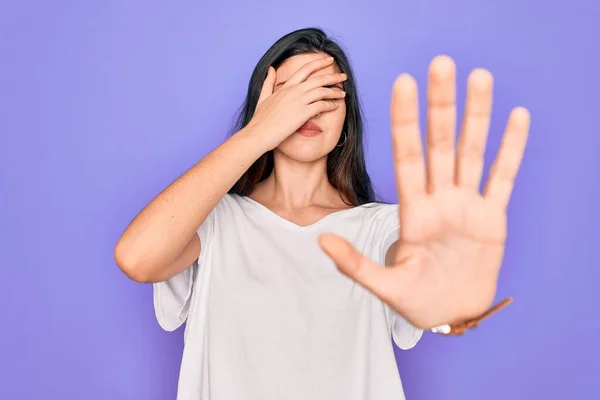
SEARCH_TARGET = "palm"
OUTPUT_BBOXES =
[402,188,506,244]
[319,55,530,330]
[389,189,507,328]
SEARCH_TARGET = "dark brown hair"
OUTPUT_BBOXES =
[228,27,376,206]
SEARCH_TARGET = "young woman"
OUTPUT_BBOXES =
[115,28,530,400]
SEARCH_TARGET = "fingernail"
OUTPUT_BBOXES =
[326,56,334,61]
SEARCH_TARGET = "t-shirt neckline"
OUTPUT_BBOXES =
[238,195,375,231]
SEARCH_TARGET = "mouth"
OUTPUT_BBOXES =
[296,121,323,137]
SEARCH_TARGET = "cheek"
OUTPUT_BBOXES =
[336,101,347,120]
[323,102,346,132]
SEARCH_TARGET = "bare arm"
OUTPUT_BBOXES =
[114,127,268,283]
[114,57,347,284]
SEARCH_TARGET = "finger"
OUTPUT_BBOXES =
[484,107,531,208]
[318,234,398,303]
[300,72,348,92]
[306,100,340,117]
[304,86,346,103]
[257,66,276,104]
[456,68,494,191]
[427,55,457,192]
[285,56,336,86]
[390,73,426,202]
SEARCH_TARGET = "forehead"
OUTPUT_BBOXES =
[275,52,340,84]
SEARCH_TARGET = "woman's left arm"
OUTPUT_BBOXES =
[319,55,530,333]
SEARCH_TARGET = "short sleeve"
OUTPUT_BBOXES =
[377,204,424,350]
[152,207,217,332]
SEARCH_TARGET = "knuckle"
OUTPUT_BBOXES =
[429,133,454,151]
[396,145,423,164]
[319,87,331,96]
[491,161,517,181]
[459,138,484,159]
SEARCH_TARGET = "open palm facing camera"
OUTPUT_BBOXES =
[319,55,531,330]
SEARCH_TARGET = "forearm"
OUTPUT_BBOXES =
[114,126,268,280]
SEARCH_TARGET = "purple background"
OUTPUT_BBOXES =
[1,1,599,399]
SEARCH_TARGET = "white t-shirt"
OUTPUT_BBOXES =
[153,193,423,400]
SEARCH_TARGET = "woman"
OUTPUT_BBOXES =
[115,28,530,400]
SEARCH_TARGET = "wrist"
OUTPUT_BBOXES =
[236,123,276,153]
[430,297,513,336]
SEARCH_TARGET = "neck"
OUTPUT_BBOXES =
[254,150,343,210]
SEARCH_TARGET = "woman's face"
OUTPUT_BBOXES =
[273,52,347,163]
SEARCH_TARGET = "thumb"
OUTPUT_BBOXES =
[318,233,396,302]
[258,66,276,104]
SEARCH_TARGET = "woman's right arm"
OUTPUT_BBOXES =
[114,128,270,283]
[114,56,346,283]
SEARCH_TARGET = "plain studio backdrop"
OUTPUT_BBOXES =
[1,1,598,399]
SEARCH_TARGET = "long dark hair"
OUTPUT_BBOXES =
[228,27,376,206]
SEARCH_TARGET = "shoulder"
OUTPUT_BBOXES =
[211,193,250,215]
[357,202,399,230]
[196,194,247,232]
[338,201,400,239]
[346,202,400,264]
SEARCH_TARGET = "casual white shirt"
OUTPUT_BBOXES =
[153,193,423,400]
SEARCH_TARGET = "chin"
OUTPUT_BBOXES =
[276,135,336,163]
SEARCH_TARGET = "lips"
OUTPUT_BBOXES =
[297,121,322,136]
